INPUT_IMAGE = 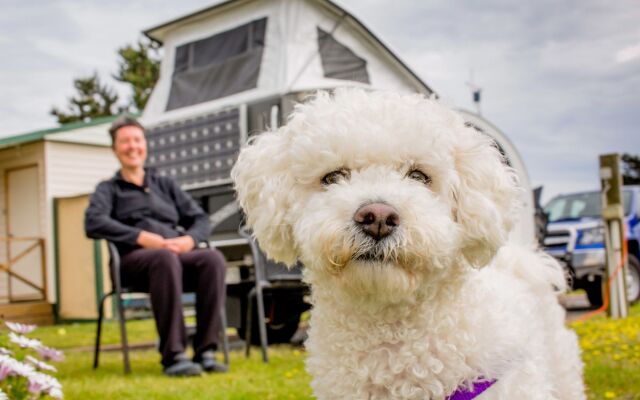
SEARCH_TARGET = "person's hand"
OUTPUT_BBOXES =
[163,235,196,254]
[136,231,166,249]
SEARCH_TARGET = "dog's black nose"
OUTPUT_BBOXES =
[353,203,399,240]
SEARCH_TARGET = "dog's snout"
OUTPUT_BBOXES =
[353,203,399,240]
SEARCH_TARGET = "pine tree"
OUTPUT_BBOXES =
[114,39,161,112]
[622,153,640,185]
[50,73,119,124]
[50,38,160,125]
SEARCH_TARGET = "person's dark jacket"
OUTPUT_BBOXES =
[85,168,210,255]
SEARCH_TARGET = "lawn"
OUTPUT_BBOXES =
[570,302,640,400]
[8,301,640,399]
[29,319,312,399]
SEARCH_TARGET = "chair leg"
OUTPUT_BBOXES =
[93,292,112,369]
[255,284,269,363]
[115,294,131,374]
[245,288,255,358]
[220,306,230,366]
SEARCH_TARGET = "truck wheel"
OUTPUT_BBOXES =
[584,277,603,308]
[627,254,640,304]
[262,311,302,344]
[239,291,307,345]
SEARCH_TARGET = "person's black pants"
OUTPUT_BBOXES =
[120,248,227,367]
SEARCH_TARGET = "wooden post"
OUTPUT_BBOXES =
[599,153,628,319]
[40,238,47,301]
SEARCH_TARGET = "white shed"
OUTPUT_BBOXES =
[0,117,118,323]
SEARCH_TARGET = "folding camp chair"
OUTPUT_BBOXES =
[238,227,309,363]
[93,241,230,373]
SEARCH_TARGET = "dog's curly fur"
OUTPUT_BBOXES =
[232,89,585,399]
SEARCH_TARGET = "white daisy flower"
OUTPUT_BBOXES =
[0,354,35,379]
[25,355,57,372]
[9,332,41,349]
[49,386,64,399]
[5,321,37,335]
[36,346,65,362]
[0,355,16,380]
[27,371,63,398]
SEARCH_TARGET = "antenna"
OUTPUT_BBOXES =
[465,69,482,115]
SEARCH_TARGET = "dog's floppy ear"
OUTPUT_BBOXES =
[451,126,521,267]
[231,129,298,266]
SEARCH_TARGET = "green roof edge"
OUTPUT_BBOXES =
[0,114,135,148]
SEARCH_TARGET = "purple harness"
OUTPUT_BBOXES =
[446,378,497,400]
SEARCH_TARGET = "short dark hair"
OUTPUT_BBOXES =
[108,115,145,144]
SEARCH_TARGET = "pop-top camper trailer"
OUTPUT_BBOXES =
[140,0,535,344]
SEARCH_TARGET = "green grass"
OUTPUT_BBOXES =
[28,320,312,399]
[59,346,311,399]
[18,301,640,399]
[34,319,158,350]
[570,302,640,400]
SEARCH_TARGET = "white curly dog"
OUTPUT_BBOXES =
[232,89,585,400]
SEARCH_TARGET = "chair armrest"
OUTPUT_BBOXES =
[106,241,124,294]
[238,226,268,283]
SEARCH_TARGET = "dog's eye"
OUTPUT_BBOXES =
[321,169,350,185]
[407,170,431,185]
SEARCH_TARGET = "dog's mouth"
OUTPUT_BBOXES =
[354,251,385,263]
[343,233,404,267]
[351,242,397,264]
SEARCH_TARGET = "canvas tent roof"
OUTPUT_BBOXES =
[141,0,435,122]
[143,0,434,95]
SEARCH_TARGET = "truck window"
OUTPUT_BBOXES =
[545,190,633,222]
[545,192,600,222]
[624,190,632,215]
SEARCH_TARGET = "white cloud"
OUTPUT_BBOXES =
[616,42,640,63]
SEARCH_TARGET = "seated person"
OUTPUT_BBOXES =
[85,115,227,377]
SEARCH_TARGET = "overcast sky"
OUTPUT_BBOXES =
[1,0,638,202]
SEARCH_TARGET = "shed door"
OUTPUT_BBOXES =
[5,166,44,301]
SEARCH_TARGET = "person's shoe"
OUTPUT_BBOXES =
[163,353,203,377]
[195,350,228,373]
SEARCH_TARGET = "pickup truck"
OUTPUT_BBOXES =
[543,186,640,306]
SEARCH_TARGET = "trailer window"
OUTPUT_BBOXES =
[167,18,267,110]
[317,28,370,84]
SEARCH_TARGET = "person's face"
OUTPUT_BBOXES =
[113,125,147,170]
